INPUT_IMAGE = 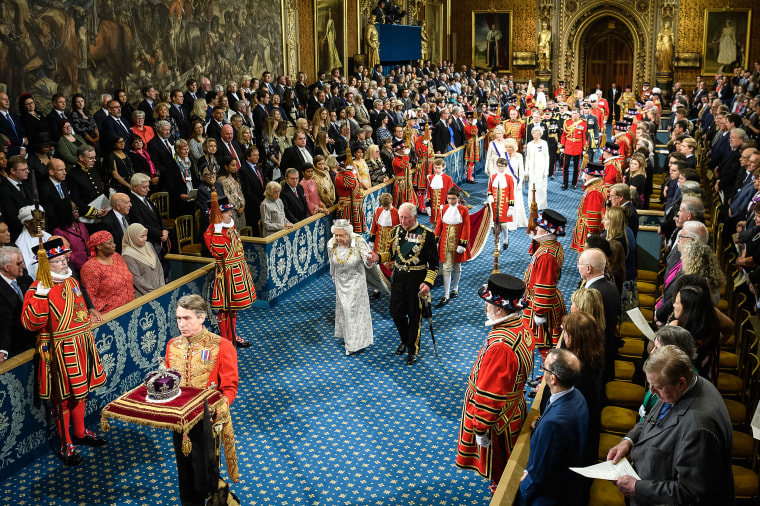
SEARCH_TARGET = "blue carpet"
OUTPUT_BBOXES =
[1,169,586,505]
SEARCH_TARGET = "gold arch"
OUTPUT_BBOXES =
[560,4,652,93]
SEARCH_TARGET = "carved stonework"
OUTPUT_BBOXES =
[556,0,657,92]
[284,0,299,77]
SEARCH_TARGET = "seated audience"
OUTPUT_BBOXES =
[79,231,135,314]
[122,223,165,297]
[51,199,90,273]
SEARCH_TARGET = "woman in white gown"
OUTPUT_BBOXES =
[504,138,528,230]
[484,125,508,176]
[327,219,374,355]
[524,126,549,210]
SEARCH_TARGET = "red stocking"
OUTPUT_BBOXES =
[58,400,72,445]
[467,162,475,180]
[230,311,239,341]
[69,398,86,439]
[217,312,232,342]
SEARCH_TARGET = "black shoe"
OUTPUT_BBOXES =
[550,175,554,180]
[234,338,251,348]
[71,430,107,447]
[466,179,476,184]
[371,289,381,299]
[561,184,568,190]
[58,444,82,466]
[502,243,508,251]
[407,354,418,365]
[526,375,544,387]
[571,184,577,189]
[527,389,537,398]
[436,297,449,308]
[449,290,458,299]
[395,344,406,355]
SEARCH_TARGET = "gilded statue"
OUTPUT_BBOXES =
[365,15,380,70]
[421,21,429,61]
[537,21,552,72]
[656,19,674,74]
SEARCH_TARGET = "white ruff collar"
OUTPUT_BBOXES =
[52,267,73,282]
[493,172,508,187]
[429,174,444,189]
[442,205,462,225]
[377,209,394,227]
[485,312,520,327]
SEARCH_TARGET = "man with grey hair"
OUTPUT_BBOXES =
[147,120,175,186]
[128,173,169,258]
[101,193,132,254]
[608,182,638,237]
[578,247,620,378]
[0,246,35,362]
[166,293,240,504]
[608,345,733,505]
[93,93,112,131]
[369,202,438,365]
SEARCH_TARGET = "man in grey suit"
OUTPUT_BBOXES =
[607,345,733,505]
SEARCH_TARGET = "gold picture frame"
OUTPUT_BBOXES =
[701,8,751,75]
[314,0,348,75]
[472,10,513,73]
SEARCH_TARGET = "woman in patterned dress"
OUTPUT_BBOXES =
[217,156,247,231]
[79,231,135,314]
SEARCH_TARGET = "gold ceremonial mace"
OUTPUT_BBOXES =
[527,184,538,235]
[492,231,500,273]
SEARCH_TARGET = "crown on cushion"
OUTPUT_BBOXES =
[145,361,182,403]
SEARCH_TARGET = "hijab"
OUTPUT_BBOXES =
[121,223,157,268]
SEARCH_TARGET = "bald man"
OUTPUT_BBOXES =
[578,247,620,380]
[39,158,72,221]
[101,193,132,254]
[218,124,245,168]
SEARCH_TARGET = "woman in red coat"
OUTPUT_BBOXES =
[204,196,257,347]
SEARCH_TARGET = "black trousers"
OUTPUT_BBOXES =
[562,154,582,186]
[389,271,425,356]
[172,422,216,506]
[548,146,558,177]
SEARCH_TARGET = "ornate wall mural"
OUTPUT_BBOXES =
[0,0,286,113]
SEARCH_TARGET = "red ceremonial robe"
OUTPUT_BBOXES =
[204,224,257,310]
[392,154,418,208]
[464,123,481,163]
[434,204,471,263]
[369,206,399,255]
[487,172,515,223]
[571,178,607,252]
[425,173,458,226]
[335,170,366,233]
[522,240,565,349]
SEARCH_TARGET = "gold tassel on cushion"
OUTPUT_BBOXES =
[182,432,192,456]
[100,417,110,433]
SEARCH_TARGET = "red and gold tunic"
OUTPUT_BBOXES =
[603,156,623,189]
[204,224,257,310]
[486,113,501,148]
[597,99,609,122]
[456,315,534,480]
[391,154,418,208]
[560,118,588,156]
[335,170,366,233]
[22,277,106,400]
[425,173,458,226]
[414,137,434,190]
[369,206,399,255]
[571,178,607,252]
[166,329,240,481]
[434,204,471,263]
[502,119,525,152]
[487,172,515,223]
[522,240,565,349]
[464,123,481,163]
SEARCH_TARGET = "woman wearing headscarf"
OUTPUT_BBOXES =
[79,231,135,314]
[122,223,165,297]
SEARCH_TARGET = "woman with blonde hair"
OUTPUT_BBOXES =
[314,130,331,158]
[274,120,292,151]
[681,241,726,305]
[153,102,180,141]
[122,223,165,297]
[260,117,282,181]
[569,288,606,330]
[237,125,254,153]
[603,206,638,311]
[365,144,388,185]
[312,155,336,208]
[260,181,293,236]
[190,98,208,125]
[312,107,330,139]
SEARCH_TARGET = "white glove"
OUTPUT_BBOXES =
[36,283,50,296]
[486,195,494,204]
[475,432,492,448]
[426,207,432,216]
[507,208,514,218]
[456,246,466,254]
[213,223,224,234]
[534,315,547,326]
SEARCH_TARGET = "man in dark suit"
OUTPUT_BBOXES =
[280,132,313,178]
[148,121,175,188]
[183,79,199,116]
[46,93,71,140]
[432,109,451,154]
[306,90,327,120]
[520,349,588,506]
[607,83,620,123]
[251,89,270,144]
[101,193,132,254]
[92,93,112,132]
[169,89,191,140]
[0,246,36,362]
[206,107,226,141]
[239,146,267,236]
[579,248,620,381]
[100,99,132,157]
[280,168,309,224]
[608,345,733,505]
[0,92,27,156]
[451,107,466,147]
[128,174,169,256]
[609,183,639,238]
[218,125,244,169]
[137,86,158,127]
[39,158,71,223]
[0,155,33,240]
[714,129,746,193]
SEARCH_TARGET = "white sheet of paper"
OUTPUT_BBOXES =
[570,457,641,481]
[751,398,760,440]
[626,307,657,342]
[88,194,111,211]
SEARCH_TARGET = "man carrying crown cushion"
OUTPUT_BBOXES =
[21,237,107,466]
